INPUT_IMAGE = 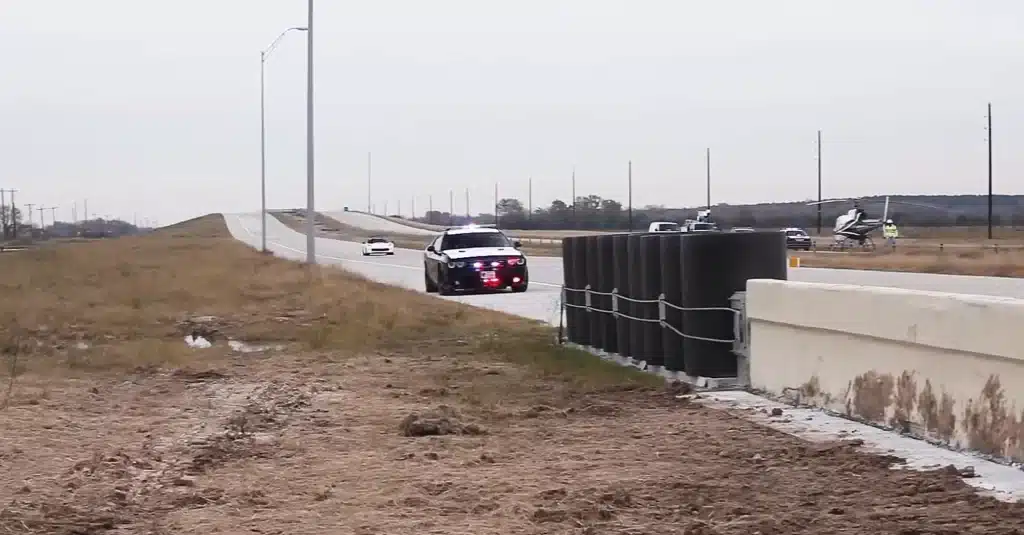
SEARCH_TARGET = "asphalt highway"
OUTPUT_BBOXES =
[226,213,567,325]
[226,212,1024,328]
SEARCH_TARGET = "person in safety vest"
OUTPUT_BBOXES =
[882,219,899,246]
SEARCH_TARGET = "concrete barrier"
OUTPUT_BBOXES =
[746,278,1024,464]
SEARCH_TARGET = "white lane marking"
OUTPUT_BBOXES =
[233,215,560,287]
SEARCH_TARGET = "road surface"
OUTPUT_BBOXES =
[229,212,1024,308]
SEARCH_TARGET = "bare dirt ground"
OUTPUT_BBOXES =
[4,214,1024,534]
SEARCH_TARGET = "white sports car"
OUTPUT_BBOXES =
[361,236,395,256]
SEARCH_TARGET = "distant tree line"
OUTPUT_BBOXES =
[404,194,1024,231]
[0,205,144,241]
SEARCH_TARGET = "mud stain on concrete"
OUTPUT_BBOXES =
[890,371,917,432]
[850,371,894,422]
[962,375,1024,460]
[917,379,956,442]
[807,370,1024,464]
[798,375,834,407]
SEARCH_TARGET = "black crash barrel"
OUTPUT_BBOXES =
[585,235,603,351]
[561,237,576,344]
[570,236,591,347]
[679,230,787,378]
[611,234,632,359]
[596,235,618,354]
[640,234,664,368]
[659,234,684,372]
[626,234,647,364]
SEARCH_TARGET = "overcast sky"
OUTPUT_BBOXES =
[2,1,1022,225]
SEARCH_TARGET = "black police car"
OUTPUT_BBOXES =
[783,227,812,250]
[423,226,528,295]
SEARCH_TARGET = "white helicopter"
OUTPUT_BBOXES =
[814,196,889,250]
[807,196,952,250]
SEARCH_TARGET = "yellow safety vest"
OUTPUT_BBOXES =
[883,224,898,238]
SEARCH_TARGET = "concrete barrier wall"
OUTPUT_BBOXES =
[746,279,1024,464]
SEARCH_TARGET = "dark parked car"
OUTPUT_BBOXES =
[423,226,528,295]
[783,227,812,250]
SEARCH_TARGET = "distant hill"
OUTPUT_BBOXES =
[411,194,1024,232]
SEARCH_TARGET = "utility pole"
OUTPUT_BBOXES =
[449,189,454,226]
[49,207,58,225]
[528,176,532,219]
[987,103,993,240]
[84,199,88,221]
[367,151,371,213]
[628,160,633,232]
[465,188,469,220]
[0,189,14,238]
[304,0,316,265]
[397,199,401,218]
[384,201,388,216]
[0,189,7,239]
[411,197,415,220]
[7,189,16,238]
[571,167,576,229]
[38,207,46,229]
[705,148,711,209]
[817,130,823,236]
[429,195,433,222]
[25,203,34,229]
[494,182,499,229]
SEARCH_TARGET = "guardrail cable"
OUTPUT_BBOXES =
[561,285,738,343]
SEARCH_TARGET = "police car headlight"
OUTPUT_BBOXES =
[448,260,465,268]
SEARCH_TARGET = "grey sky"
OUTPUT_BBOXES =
[2,1,1022,225]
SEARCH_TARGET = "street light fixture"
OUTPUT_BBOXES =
[260,25,307,253]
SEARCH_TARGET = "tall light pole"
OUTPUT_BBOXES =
[816,130,823,236]
[260,25,307,252]
[627,160,633,232]
[571,166,576,229]
[304,0,316,264]
[367,152,372,213]
[705,148,711,209]
[494,182,499,229]
[987,103,993,240]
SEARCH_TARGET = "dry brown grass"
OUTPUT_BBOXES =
[2,213,1024,534]
[0,214,640,381]
[794,247,1024,277]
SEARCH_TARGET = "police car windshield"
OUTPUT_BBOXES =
[691,223,715,230]
[657,223,680,231]
[443,232,511,250]
[785,230,807,236]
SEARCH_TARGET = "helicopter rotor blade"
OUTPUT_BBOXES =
[805,198,851,206]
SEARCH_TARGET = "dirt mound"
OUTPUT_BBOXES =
[399,405,486,437]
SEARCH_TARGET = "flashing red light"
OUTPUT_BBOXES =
[507,257,522,265]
